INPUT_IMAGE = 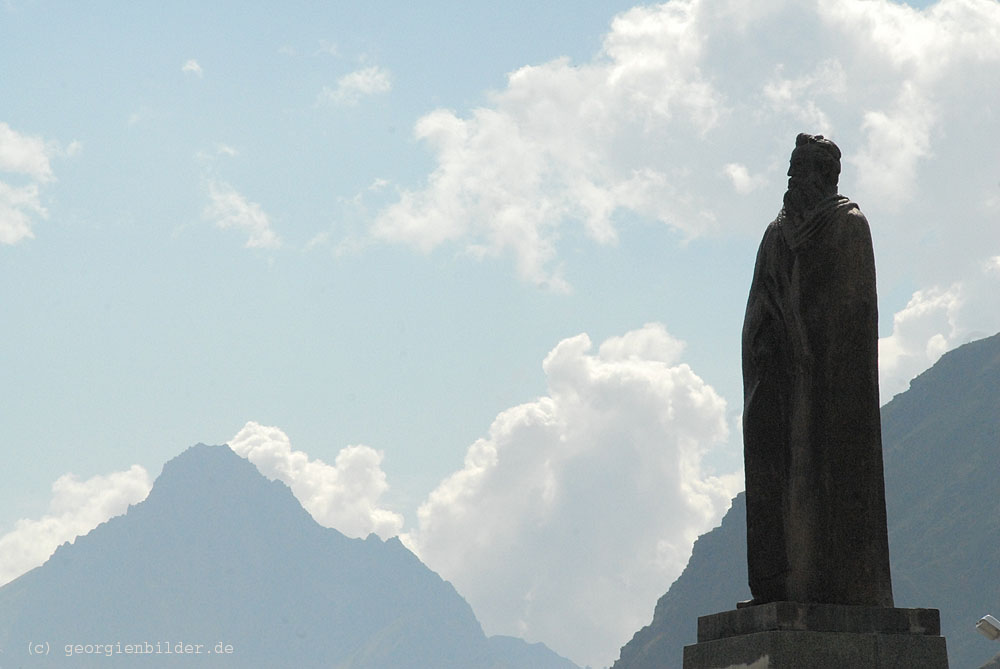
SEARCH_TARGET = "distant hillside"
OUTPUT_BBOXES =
[0,444,578,669]
[613,332,1000,669]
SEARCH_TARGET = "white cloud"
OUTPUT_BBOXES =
[370,0,1000,314]
[819,0,1000,78]
[0,121,60,244]
[0,466,151,586]
[228,421,404,539]
[195,144,239,166]
[0,181,46,244]
[182,59,203,77]
[602,2,724,130]
[403,324,741,669]
[880,252,1000,399]
[320,65,392,106]
[762,59,846,135]
[879,285,962,399]
[0,121,54,182]
[852,81,935,210]
[816,0,1000,211]
[722,162,765,195]
[204,181,281,249]
[372,3,727,289]
[365,0,1000,402]
[598,322,687,362]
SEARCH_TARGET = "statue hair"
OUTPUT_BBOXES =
[794,133,841,185]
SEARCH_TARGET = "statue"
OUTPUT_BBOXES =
[741,133,894,607]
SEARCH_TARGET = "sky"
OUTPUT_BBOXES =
[2,0,999,667]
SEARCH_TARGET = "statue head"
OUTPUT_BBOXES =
[783,133,841,215]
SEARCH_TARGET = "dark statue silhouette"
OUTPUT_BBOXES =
[741,133,894,607]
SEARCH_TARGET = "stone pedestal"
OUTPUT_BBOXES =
[683,602,948,669]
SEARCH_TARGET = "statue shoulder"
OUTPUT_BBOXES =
[834,201,876,256]
[838,200,872,231]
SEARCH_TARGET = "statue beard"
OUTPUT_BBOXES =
[782,181,827,219]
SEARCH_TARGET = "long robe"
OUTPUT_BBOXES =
[741,194,894,606]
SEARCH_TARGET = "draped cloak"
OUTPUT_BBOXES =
[741,194,894,606]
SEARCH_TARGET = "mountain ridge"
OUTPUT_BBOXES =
[0,443,578,669]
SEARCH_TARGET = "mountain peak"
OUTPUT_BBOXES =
[2,441,456,667]
[141,442,298,513]
[0,441,580,668]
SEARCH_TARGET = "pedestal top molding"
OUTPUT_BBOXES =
[698,602,941,643]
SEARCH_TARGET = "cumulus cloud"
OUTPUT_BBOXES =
[852,82,935,210]
[0,466,151,586]
[372,2,727,289]
[0,121,59,244]
[204,181,281,249]
[181,59,203,77]
[368,0,1000,342]
[403,324,741,669]
[320,65,392,106]
[228,421,404,539]
[815,0,1000,219]
[819,0,1000,76]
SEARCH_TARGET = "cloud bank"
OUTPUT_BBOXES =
[228,421,404,539]
[0,466,152,586]
[373,0,1000,386]
[403,324,742,668]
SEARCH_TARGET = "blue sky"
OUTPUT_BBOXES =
[2,1,998,667]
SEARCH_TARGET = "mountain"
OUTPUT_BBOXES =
[488,635,582,669]
[0,444,578,669]
[612,332,1000,669]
